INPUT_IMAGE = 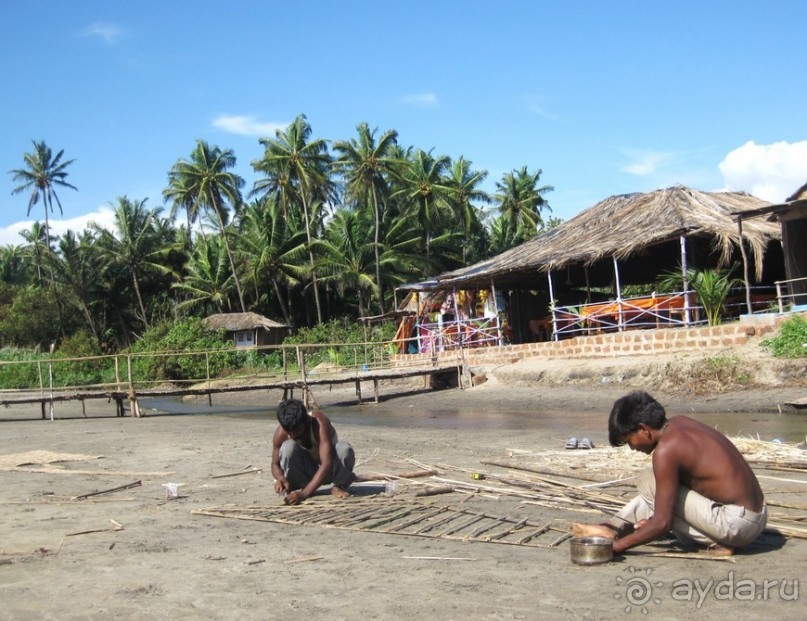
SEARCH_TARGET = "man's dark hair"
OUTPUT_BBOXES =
[608,390,667,447]
[277,399,308,431]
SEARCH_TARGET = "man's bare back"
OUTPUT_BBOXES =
[571,391,767,555]
[659,416,764,512]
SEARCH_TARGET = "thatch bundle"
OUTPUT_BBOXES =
[438,185,779,288]
[202,312,287,331]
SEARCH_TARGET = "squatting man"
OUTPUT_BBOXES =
[572,390,767,555]
[271,398,356,505]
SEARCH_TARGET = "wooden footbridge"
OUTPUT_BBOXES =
[0,354,464,420]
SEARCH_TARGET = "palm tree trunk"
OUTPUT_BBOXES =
[300,194,323,323]
[42,198,68,340]
[272,277,292,326]
[371,185,385,315]
[131,268,150,329]
[212,198,246,312]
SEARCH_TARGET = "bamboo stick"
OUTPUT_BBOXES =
[415,486,455,497]
[211,468,262,479]
[383,507,446,533]
[625,550,736,563]
[413,510,464,535]
[486,516,529,541]
[439,514,485,537]
[480,458,608,483]
[549,532,572,547]
[74,480,142,499]
[515,525,550,544]
[362,508,414,530]
[468,515,507,538]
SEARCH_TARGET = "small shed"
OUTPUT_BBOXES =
[733,181,807,310]
[202,312,290,348]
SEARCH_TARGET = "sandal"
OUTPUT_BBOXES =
[579,438,594,450]
[565,437,578,449]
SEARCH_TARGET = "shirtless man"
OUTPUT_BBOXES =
[571,390,767,555]
[271,399,356,505]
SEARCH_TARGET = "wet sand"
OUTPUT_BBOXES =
[1,377,805,620]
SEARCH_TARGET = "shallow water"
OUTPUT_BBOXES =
[143,397,807,444]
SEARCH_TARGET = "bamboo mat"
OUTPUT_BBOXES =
[194,499,570,548]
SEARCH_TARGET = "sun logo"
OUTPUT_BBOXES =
[615,566,663,614]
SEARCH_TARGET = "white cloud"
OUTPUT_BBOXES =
[0,207,117,247]
[522,94,561,122]
[718,140,807,202]
[81,22,124,45]
[401,93,438,107]
[620,148,674,176]
[212,115,287,137]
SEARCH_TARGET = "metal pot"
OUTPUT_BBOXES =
[570,536,614,565]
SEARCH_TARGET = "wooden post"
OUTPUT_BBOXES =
[490,280,503,345]
[547,272,557,340]
[680,235,692,325]
[296,346,308,409]
[126,354,140,418]
[37,361,45,420]
[612,255,623,331]
[736,217,753,315]
[48,357,54,421]
[453,287,461,349]
[205,352,212,407]
[776,280,785,313]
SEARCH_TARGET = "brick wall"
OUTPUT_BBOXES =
[391,319,783,369]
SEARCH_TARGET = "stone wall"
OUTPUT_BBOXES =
[391,317,785,369]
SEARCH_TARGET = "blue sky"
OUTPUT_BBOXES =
[2,1,806,245]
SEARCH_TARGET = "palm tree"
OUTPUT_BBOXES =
[252,114,334,324]
[488,214,521,254]
[172,236,236,314]
[394,149,451,266]
[0,245,29,285]
[315,208,378,318]
[658,266,741,326]
[50,230,104,343]
[9,140,77,254]
[378,209,432,291]
[237,197,307,326]
[93,196,173,330]
[443,157,489,262]
[332,123,399,314]
[165,140,247,312]
[19,221,49,283]
[494,166,552,244]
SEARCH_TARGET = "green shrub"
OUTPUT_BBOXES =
[284,317,397,368]
[50,331,112,387]
[129,318,240,383]
[0,347,45,389]
[761,315,807,358]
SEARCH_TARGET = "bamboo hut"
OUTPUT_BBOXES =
[732,181,807,311]
[408,186,783,345]
[202,312,290,349]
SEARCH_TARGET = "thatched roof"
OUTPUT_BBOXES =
[787,181,807,202]
[203,312,288,332]
[435,185,779,288]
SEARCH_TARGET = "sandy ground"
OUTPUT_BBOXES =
[1,358,806,620]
